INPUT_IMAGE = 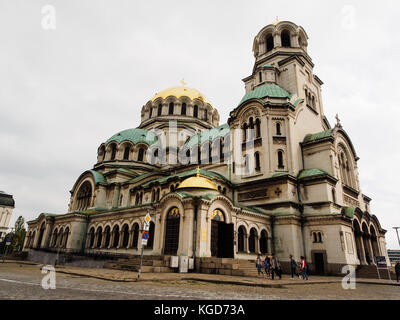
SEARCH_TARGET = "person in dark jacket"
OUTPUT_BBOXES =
[264,255,271,278]
[289,254,297,280]
[270,255,282,280]
[395,262,400,282]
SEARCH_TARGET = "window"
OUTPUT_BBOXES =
[277,151,284,169]
[168,102,174,115]
[281,30,291,47]
[259,72,262,83]
[244,154,250,174]
[104,226,111,247]
[181,103,186,115]
[243,123,248,142]
[255,118,261,138]
[276,123,281,136]
[266,34,274,52]
[248,228,257,253]
[255,152,260,171]
[204,110,208,122]
[96,227,102,248]
[312,232,323,243]
[164,207,180,255]
[123,146,130,160]
[249,117,254,140]
[110,144,117,160]
[122,224,129,248]
[88,228,95,248]
[312,96,316,108]
[149,106,153,118]
[332,188,336,204]
[238,226,245,252]
[112,225,119,248]
[157,104,162,116]
[193,105,198,118]
[137,148,144,162]
[76,181,92,211]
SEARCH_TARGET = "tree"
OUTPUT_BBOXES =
[12,216,26,252]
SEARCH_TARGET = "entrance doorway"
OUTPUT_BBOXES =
[210,209,234,258]
[164,207,180,255]
[314,252,325,274]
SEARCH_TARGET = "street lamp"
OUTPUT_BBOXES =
[393,227,400,248]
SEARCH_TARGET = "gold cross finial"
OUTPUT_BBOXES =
[196,166,200,177]
[180,78,187,86]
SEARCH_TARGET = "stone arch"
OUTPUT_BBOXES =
[73,178,94,211]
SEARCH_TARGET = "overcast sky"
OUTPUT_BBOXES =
[0,0,399,249]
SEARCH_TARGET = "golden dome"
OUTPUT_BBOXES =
[151,85,211,104]
[177,168,218,191]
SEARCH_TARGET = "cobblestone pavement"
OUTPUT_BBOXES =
[0,263,399,300]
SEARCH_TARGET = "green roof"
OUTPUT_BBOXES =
[342,207,355,219]
[297,168,329,180]
[141,168,228,188]
[184,124,230,149]
[303,129,333,143]
[105,128,157,146]
[238,84,292,106]
[261,64,273,68]
[89,170,107,185]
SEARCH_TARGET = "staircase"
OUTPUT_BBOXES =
[199,257,259,277]
[104,255,174,273]
[356,265,395,280]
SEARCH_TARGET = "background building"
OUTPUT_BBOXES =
[0,191,15,240]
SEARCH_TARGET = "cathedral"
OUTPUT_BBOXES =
[24,20,390,275]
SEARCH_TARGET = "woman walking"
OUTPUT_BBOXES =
[256,254,264,277]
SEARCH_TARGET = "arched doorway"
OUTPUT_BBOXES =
[96,227,103,248]
[259,230,268,254]
[370,226,380,259]
[210,209,234,258]
[164,207,180,255]
[238,226,246,252]
[88,227,95,248]
[104,226,111,248]
[122,224,129,248]
[362,223,372,264]
[248,228,257,253]
[112,225,120,248]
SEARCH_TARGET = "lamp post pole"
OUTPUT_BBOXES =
[394,227,400,248]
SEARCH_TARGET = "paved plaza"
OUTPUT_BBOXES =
[0,262,399,300]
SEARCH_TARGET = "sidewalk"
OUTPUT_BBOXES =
[3,260,399,288]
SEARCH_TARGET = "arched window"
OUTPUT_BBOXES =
[88,227,95,248]
[58,228,64,248]
[281,30,291,47]
[96,227,102,248]
[238,226,246,252]
[244,154,250,174]
[112,225,120,248]
[110,144,117,160]
[123,146,130,160]
[260,230,268,254]
[122,224,129,248]
[151,189,155,202]
[332,188,336,204]
[276,123,281,136]
[146,221,155,249]
[76,181,92,211]
[312,96,316,108]
[255,152,261,171]
[63,227,69,248]
[204,109,208,121]
[243,123,248,142]
[156,188,160,201]
[149,106,153,118]
[259,72,262,83]
[318,232,322,243]
[157,104,162,116]
[266,34,274,51]
[277,151,284,169]
[193,105,198,118]
[168,102,174,115]
[99,145,106,162]
[37,222,45,248]
[104,226,111,247]
[164,207,180,255]
[52,229,58,247]
[132,223,139,248]
[248,228,257,253]
[255,118,261,138]
[181,103,186,115]
[137,148,144,162]
[249,117,254,140]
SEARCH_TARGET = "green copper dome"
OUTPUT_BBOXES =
[105,128,157,146]
[238,84,292,106]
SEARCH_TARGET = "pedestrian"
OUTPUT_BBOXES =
[264,255,270,278]
[256,254,264,277]
[289,254,297,280]
[395,262,400,282]
[300,256,308,280]
[271,254,282,280]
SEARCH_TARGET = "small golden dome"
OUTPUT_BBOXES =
[151,85,211,104]
[177,168,218,191]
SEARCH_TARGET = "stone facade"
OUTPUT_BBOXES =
[24,20,390,275]
[0,191,15,240]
